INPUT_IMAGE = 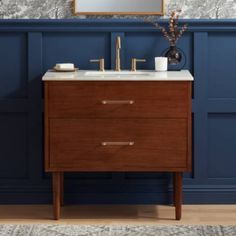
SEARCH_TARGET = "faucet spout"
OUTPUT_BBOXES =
[115,36,121,71]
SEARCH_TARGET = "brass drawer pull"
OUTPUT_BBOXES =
[102,100,135,105]
[101,142,134,146]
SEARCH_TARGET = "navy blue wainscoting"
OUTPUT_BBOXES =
[0,19,236,204]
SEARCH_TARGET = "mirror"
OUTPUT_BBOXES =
[73,0,164,16]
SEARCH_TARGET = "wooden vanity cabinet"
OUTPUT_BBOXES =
[44,81,192,220]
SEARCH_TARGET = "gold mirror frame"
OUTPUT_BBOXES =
[72,0,164,16]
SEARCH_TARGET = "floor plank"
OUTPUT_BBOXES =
[0,205,235,225]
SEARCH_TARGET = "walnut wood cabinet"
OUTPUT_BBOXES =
[44,80,192,220]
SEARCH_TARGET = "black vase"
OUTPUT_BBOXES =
[165,46,182,65]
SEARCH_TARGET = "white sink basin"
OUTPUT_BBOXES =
[84,71,151,76]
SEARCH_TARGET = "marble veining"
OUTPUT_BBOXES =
[0,0,236,19]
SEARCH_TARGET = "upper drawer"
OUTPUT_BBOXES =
[45,81,191,118]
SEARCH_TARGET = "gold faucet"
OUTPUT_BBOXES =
[115,36,121,71]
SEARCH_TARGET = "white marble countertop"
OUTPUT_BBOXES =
[42,70,194,81]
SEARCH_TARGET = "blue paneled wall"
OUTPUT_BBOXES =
[0,19,236,204]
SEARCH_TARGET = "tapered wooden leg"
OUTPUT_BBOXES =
[174,172,183,220]
[60,172,64,206]
[53,172,61,220]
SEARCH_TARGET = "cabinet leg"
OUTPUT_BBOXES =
[53,172,61,220]
[60,172,64,206]
[174,172,182,220]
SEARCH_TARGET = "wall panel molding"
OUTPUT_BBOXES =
[192,32,208,181]
[0,20,236,204]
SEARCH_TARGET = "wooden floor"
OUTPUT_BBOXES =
[0,205,236,225]
[0,205,235,225]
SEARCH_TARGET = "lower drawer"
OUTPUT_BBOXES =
[47,119,188,171]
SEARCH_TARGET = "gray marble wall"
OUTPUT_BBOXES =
[0,0,236,19]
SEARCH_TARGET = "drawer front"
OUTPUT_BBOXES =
[48,119,188,171]
[46,82,190,118]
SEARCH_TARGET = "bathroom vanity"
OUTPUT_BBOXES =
[43,70,193,220]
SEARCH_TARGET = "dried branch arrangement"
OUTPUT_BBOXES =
[145,11,188,46]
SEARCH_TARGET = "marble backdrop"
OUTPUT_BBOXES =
[0,0,236,19]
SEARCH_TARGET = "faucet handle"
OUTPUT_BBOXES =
[90,58,105,72]
[131,58,146,72]
[116,36,121,49]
